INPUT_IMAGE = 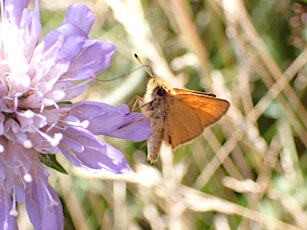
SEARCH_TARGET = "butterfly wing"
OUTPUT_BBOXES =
[175,89,230,126]
[173,88,217,97]
[165,90,229,149]
[164,96,204,148]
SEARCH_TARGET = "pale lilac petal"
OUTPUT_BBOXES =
[65,41,115,80]
[70,102,151,141]
[63,3,95,34]
[4,0,30,25]
[51,24,87,61]
[61,84,86,101]
[70,102,129,133]
[59,126,132,174]
[0,188,18,230]
[20,6,42,58]
[27,131,60,154]
[107,112,151,141]
[25,167,63,230]
[32,23,86,66]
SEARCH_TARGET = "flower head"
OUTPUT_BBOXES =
[0,0,151,229]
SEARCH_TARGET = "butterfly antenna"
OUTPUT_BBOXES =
[134,54,154,78]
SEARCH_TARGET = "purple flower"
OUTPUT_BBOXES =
[0,1,151,229]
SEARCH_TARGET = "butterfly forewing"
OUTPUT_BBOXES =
[176,90,229,126]
[165,97,204,148]
[173,88,217,98]
[161,90,230,149]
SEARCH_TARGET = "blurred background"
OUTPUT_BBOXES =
[20,0,307,229]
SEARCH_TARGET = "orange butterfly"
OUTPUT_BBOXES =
[135,54,230,163]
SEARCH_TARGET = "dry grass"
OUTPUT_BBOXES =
[19,0,307,229]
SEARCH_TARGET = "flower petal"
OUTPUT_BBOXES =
[25,166,63,230]
[20,4,42,58]
[70,102,151,141]
[62,3,95,34]
[65,41,115,80]
[58,126,132,174]
[32,23,87,71]
[4,0,30,25]
[0,188,18,230]
[107,112,152,141]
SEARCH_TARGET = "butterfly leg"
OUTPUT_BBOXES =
[128,95,144,112]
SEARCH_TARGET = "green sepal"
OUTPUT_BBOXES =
[38,153,68,174]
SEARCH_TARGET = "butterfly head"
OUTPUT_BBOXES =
[146,77,175,98]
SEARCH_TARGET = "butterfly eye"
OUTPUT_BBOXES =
[157,87,166,96]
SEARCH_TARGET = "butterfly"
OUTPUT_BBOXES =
[135,54,230,163]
